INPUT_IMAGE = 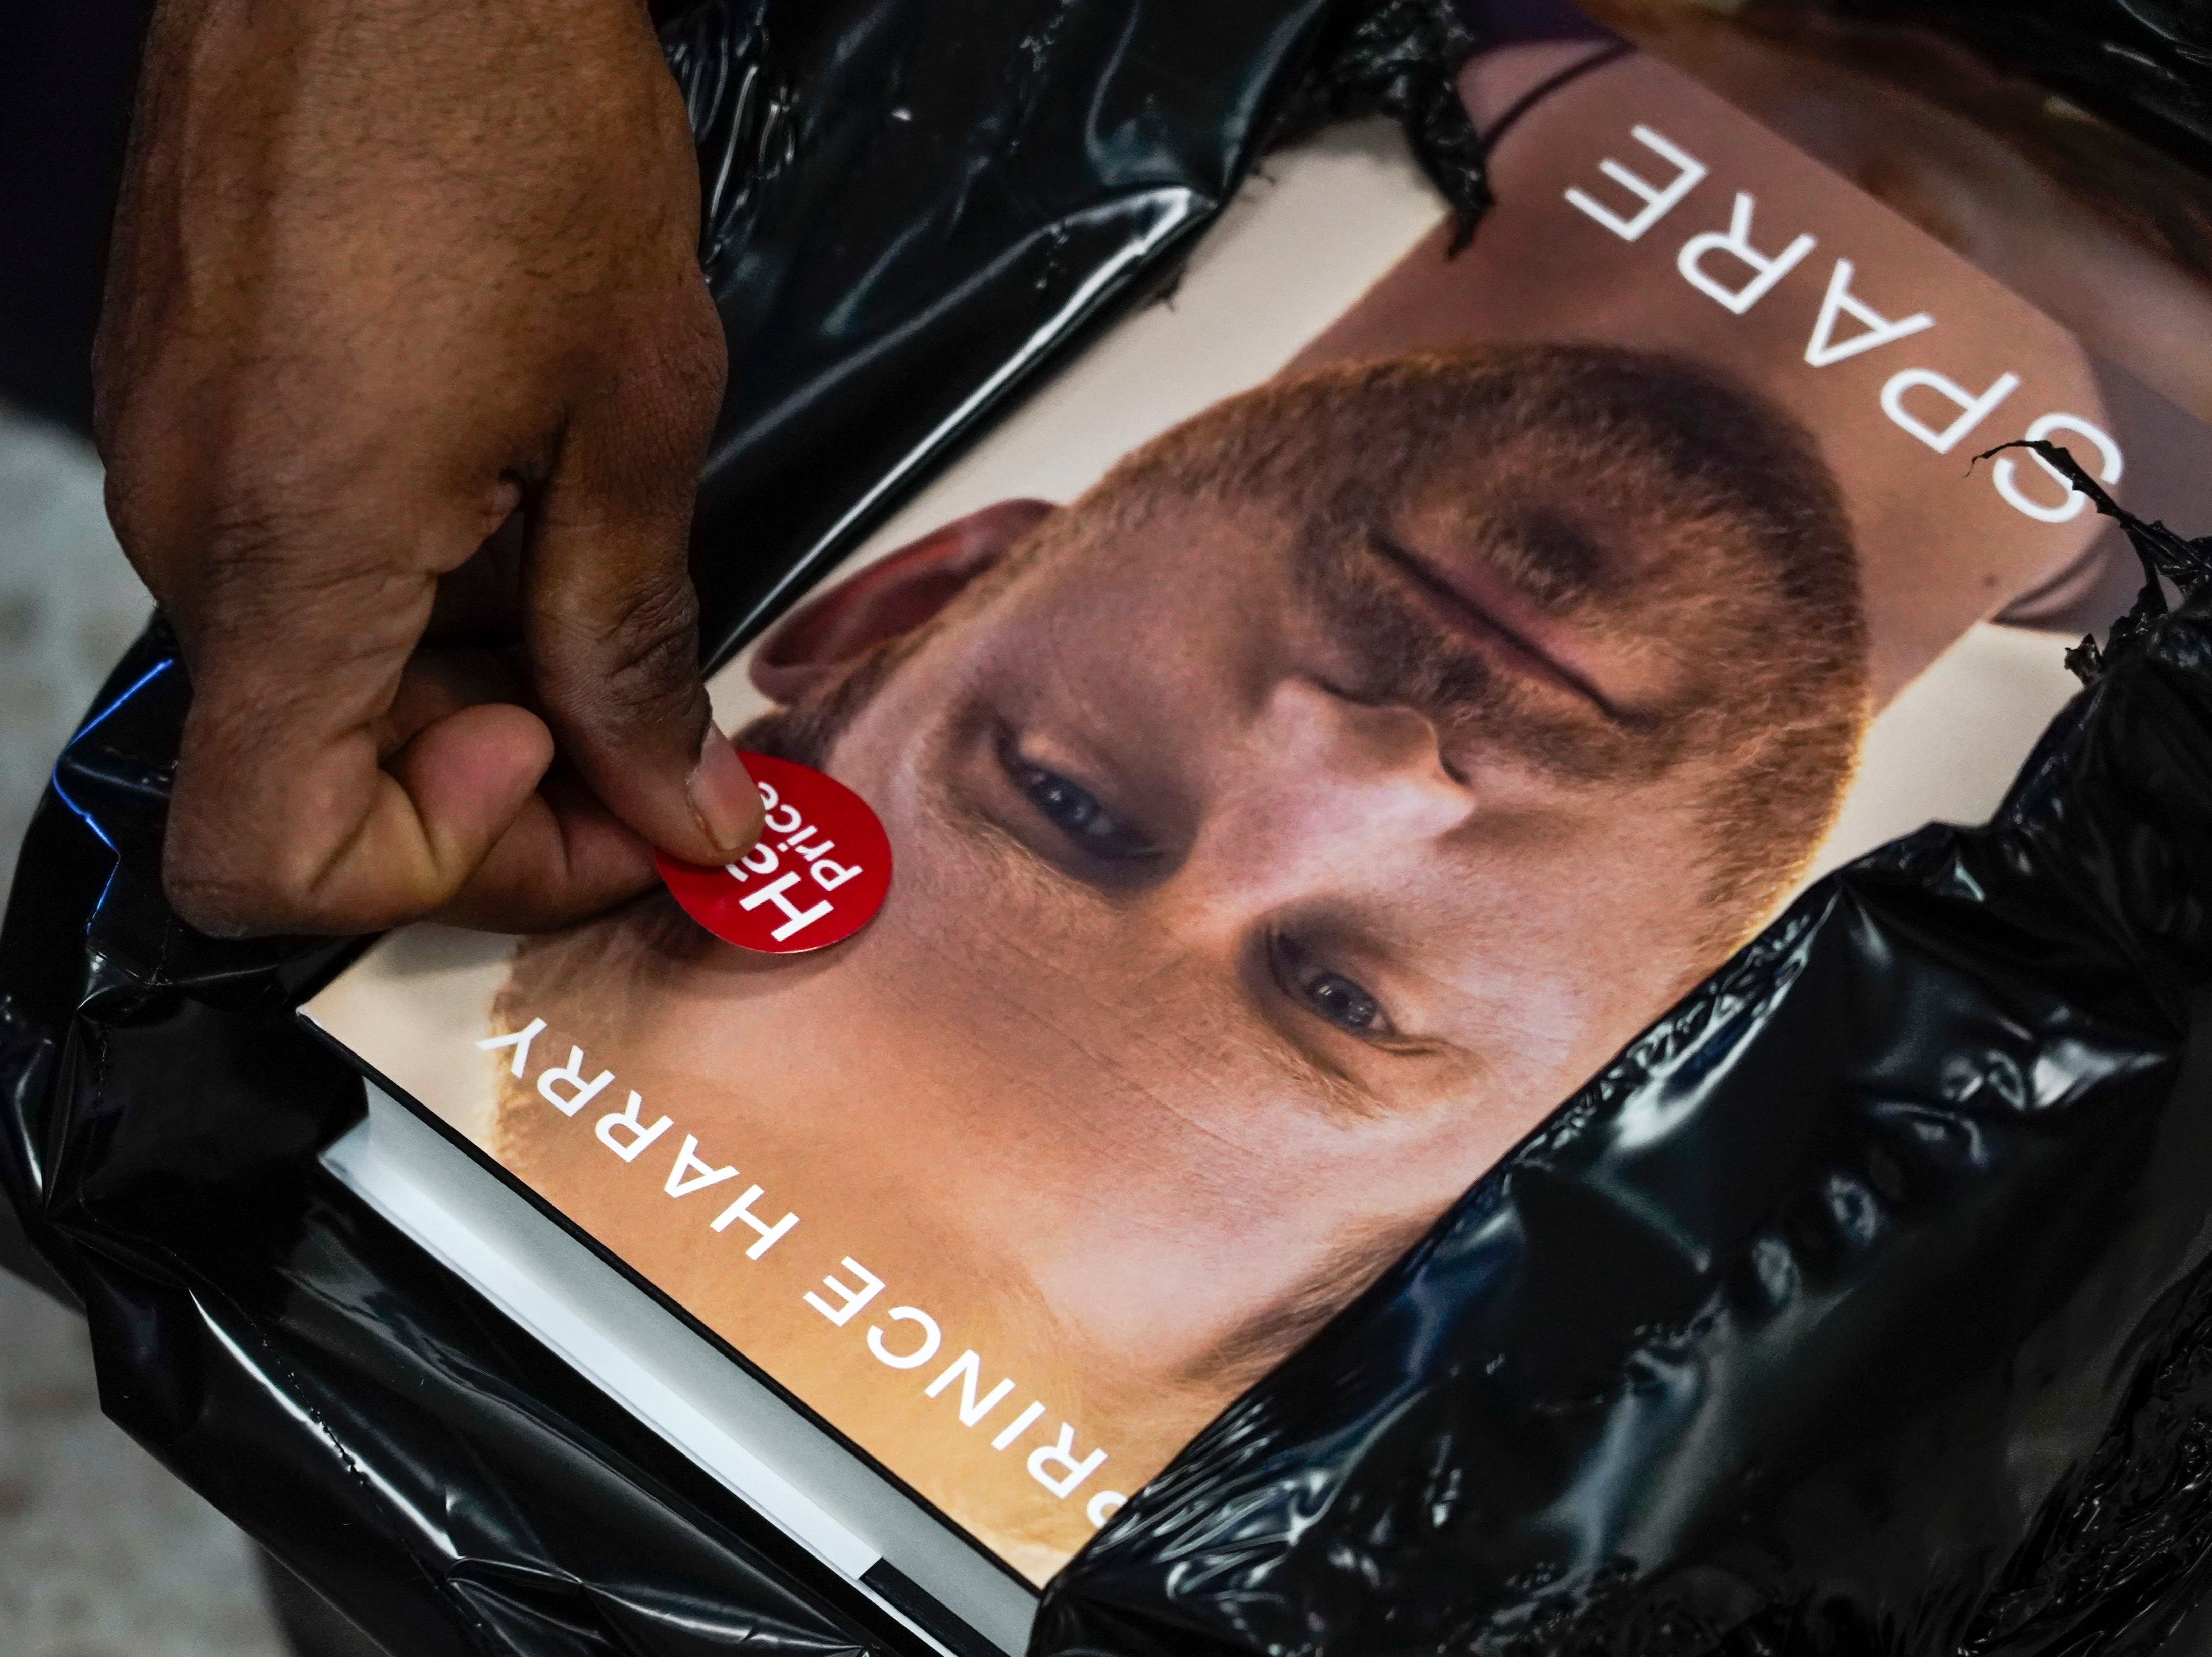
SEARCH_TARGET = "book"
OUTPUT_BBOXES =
[305,9,2212,1648]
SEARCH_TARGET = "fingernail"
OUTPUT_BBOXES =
[687,727,763,858]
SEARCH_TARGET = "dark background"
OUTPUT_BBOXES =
[0,0,143,437]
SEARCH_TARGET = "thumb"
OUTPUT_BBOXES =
[524,375,762,869]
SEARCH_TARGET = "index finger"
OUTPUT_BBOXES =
[159,487,567,935]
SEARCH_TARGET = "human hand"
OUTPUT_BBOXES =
[94,0,762,937]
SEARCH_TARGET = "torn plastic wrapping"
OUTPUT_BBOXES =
[10,7,2212,1657]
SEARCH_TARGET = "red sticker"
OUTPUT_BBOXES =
[656,752,894,953]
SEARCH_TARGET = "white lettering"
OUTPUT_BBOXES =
[595,1091,674,1163]
[811,857,862,893]
[1026,1423,1107,1497]
[664,1134,740,1198]
[990,1401,1048,1451]
[1677,192,1815,315]
[1992,413,2124,523]
[1803,258,1933,366]
[762,800,802,836]
[740,870,834,942]
[1085,1490,1127,1529]
[726,841,779,883]
[476,1018,545,1077]
[1882,367,2021,454]
[804,1257,885,1326]
[710,1186,799,1257]
[866,1307,943,1370]
[924,1350,1017,1427]
[537,1046,614,1118]
[1564,125,1708,242]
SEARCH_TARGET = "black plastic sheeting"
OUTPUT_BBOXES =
[11,5,2212,1657]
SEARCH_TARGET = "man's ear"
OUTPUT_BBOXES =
[750,499,1058,703]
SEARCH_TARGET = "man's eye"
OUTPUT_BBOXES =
[1008,754,1153,860]
[1272,933,1392,1037]
[1305,971,1381,1033]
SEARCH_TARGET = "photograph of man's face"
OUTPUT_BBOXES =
[313,15,2158,1583]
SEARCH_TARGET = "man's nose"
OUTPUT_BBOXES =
[1218,678,1474,859]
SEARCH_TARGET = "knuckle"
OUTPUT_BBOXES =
[100,471,165,592]
[96,421,192,597]
[624,281,728,446]
[592,578,704,722]
[163,773,327,936]
[102,437,407,640]
[165,821,391,938]
[163,730,337,938]
[162,837,293,938]
[195,492,349,570]
[197,531,425,678]
[671,285,729,407]
[165,878,266,939]
[536,570,704,744]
